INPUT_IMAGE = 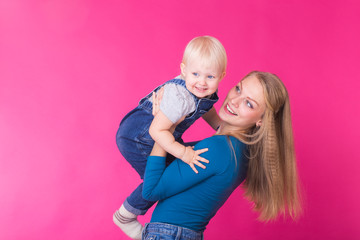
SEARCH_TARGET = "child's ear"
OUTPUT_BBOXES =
[180,63,186,77]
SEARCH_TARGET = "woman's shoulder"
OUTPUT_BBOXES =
[194,135,247,172]
[197,135,244,146]
[195,135,246,155]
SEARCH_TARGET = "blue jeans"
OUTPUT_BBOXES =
[142,223,203,240]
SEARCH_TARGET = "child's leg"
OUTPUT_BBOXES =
[115,145,156,214]
[116,136,155,214]
[115,130,155,239]
[113,205,143,240]
[113,182,155,239]
[124,183,155,215]
[115,140,197,239]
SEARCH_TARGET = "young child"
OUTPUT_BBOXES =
[113,36,227,239]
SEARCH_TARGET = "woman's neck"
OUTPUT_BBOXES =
[215,121,247,141]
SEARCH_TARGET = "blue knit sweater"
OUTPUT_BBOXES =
[143,135,249,232]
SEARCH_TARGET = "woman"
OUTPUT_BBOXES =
[141,71,301,239]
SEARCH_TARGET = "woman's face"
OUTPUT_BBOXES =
[219,75,266,130]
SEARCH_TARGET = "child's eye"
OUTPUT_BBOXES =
[192,72,199,77]
[207,75,215,79]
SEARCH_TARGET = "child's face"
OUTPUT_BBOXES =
[181,59,224,98]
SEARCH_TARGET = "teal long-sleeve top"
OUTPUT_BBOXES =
[143,135,249,232]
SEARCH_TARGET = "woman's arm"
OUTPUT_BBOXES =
[202,107,221,130]
[149,141,167,157]
[143,138,220,201]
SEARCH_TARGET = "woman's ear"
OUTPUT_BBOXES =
[256,120,262,127]
[220,71,226,80]
[180,63,186,77]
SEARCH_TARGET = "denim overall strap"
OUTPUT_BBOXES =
[171,80,219,140]
[137,78,219,141]
[137,78,185,113]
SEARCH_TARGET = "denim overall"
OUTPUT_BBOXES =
[116,78,218,215]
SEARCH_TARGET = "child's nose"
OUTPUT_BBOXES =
[198,77,206,85]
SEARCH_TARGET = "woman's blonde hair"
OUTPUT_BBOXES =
[182,36,227,74]
[235,71,301,221]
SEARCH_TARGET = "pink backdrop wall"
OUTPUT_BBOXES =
[1,0,359,239]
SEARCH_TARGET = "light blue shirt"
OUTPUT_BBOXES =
[143,135,249,231]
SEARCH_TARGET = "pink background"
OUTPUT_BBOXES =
[1,0,359,239]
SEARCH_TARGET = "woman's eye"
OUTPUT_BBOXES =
[246,100,253,109]
[235,85,241,93]
[192,72,199,77]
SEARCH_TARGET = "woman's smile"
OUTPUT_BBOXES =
[225,103,237,116]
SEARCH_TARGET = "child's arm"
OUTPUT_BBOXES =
[149,111,209,173]
[202,107,221,130]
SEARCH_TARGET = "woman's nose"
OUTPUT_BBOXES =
[230,95,242,107]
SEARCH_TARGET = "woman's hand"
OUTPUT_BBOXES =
[152,87,164,117]
[181,146,209,174]
[152,87,177,134]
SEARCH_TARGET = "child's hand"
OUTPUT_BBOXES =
[181,146,209,174]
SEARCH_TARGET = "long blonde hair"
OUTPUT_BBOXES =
[236,71,301,221]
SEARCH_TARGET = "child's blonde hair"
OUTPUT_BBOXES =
[182,36,227,74]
